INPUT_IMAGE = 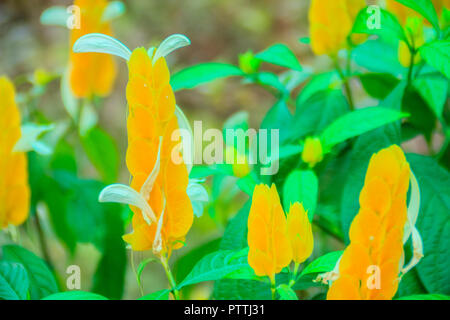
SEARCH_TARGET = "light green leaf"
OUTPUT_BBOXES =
[395,0,440,33]
[255,44,302,71]
[2,245,58,300]
[276,284,298,300]
[40,6,69,27]
[171,63,244,91]
[0,262,29,300]
[73,33,131,61]
[352,7,407,42]
[282,170,318,221]
[420,40,450,79]
[139,289,170,300]
[101,1,125,22]
[81,126,119,183]
[78,100,98,136]
[414,75,448,119]
[397,294,450,300]
[320,107,408,151]
[300,251,343,277]
[177,248,255,289]
[42,291,108,300]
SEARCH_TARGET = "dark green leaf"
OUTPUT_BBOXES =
[139,289,170,300]
[81,127,119,183]
[396,294,450,300]
[359,73,401,99]
[299,251,343,277]
[276,284,298,300]
[2,245,58,300]
[394,0,440,33]
[0,262,29,300]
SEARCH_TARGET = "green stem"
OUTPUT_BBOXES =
[289,262,300,287]
[160,255,180,300]
[35,213,54,271]
[334,57,354,111]
[270,275,276,300]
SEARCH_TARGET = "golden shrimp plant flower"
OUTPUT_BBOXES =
[308,0,366,56]
[69,0,117,98]
[0,76,30,229]
[326,145,423,300]
[248,184,314,284]
[73,33,208,257]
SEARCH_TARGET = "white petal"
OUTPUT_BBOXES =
[147,46,156,58]
[140,137,162,200]
[40,6,70,27]
[186,180,209,218]
[152,196,166,255]
[73,33,131,61]
[175,105,194,173]
[403,170,420,243]
[152,34,190,65]
[13,123,55,154]
[101,1,126,22]
[401,225,424,276]
[98,184,156,224]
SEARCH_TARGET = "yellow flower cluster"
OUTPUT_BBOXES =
[0,76,30,229]
[247,184,313,282]
[308,0,366,56]
[69,0,117,98]
[122,48,193,257]
[327,145,410,300]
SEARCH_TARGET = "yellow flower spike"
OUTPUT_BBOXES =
[247,184,292,282]
[301,137,323,168]
[327,145,415,300]
[92,36,194,257]
[69,0,117,98]
[0,76,30,229]
[308,0,366,56]
[287,203,314,265]
[398,17,425,67]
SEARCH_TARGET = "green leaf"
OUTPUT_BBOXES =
[352,7,407,42]
[407,154,450,295]
[255,44,302,71]
[91,203,126,300]
[81,126,119,183]
[171,63,244,91]
[250,72,288,95]
[214,279,271,300]
[396,294,450,300]
[136,258,157,288]
[320,107,408,151]
[219,201,251,251]
[291,89,349,142]
[359,73,401,100]
[42,291,108,300]
[261,100,293,145]
[394,0,440,33]
[177,248,255,289]
[139,289,170,300]
[420,40,450,79]
[299,251,343,277]
[296,72,340,105]
[414,74,448,119]
[282,170,318,221]
[2,245,58,300]
[0,262,29,300]
[276,284,298,300]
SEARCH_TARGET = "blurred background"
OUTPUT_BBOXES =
[0,0,436,300]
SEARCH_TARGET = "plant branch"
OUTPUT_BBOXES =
[160,254,180,300]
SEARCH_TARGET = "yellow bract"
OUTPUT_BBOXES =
[287,203,314,264]
[301,137,323,168]
[225,146,251,178]
[0,76,30,229]
[327,145,410,300]
[308,0,365,56]
[247,184,292,281]
[69,0,117,98]
[248,184,314,281]
[122,48,193,256]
